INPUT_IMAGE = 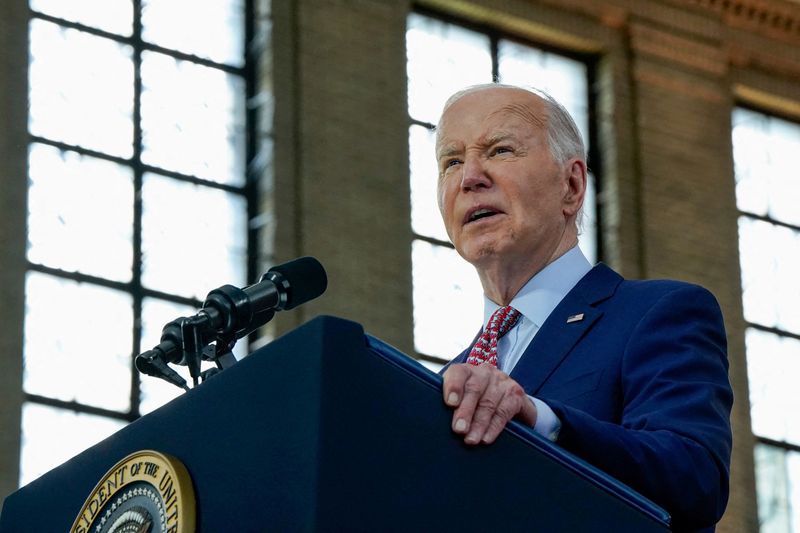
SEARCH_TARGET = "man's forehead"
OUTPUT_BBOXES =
[442,87,545,121]
[436,93,546,153]
[489,102,546,129]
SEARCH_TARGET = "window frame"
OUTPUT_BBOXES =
[735,101,800,456]
[733,102,800,533]
[23,0,258,425]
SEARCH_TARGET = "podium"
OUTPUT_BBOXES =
[0,316,670,531]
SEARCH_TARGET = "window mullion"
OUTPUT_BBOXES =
[129,0,144,420]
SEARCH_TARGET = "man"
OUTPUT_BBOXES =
[436,84,732,532]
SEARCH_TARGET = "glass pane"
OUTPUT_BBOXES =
[791,452,800,533]
[755,443,800,533]
[579,171,597,264]
[29,19,134,158]
[142,0,245,67]
[498,40,590,147]
[141,51,246,186]
[733,108,800,225]
[141,174,247,299]
[27,143,133,281]
[23,273,133,411]
[20,403,125,486]
[419,359,444,373]
[412,240,483,358]
[29,0,133,36]
[139,298,197,414]
[409,125,449,242]
[746,328,800,443]
[738,217,800,333]
[733,108,770,216]
[406,13,492,125]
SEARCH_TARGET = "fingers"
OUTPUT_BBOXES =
[442,363,470,408]
[442,363,536,445]
[481,387,537,444]
[455,366,499,443]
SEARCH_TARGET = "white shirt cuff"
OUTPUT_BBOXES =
[529,396,562,442]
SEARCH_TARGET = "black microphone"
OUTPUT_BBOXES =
[136,256,327,382]
[135,351,190,391]
[206,257,328,339]
[200,255,328,342]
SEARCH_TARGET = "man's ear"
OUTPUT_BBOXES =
[562,159,587,218]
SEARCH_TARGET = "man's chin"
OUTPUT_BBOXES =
[458,243,501,267]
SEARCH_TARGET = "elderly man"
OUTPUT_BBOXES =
[436,84,732,532]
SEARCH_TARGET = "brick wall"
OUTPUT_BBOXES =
[0,0,28,502]
[269,0,414,350]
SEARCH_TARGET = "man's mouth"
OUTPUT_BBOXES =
[464,207,502,224]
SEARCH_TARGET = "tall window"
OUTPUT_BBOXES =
[733,107,800,532]
[406,12,598,364]
[22,1,253,485]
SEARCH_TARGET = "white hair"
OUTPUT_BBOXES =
[438,83,586,165]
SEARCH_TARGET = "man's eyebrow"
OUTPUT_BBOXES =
[436,132,519,160]
[482,131,519,146]
[436,143,461,160]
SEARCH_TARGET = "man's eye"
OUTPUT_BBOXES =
[493,146,512,155]
[445,159,462,169]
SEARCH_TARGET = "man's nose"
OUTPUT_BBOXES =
[460,154,491,191]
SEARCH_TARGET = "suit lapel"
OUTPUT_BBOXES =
[509,264,622,395]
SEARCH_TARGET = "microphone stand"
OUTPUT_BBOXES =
[141,310,258,390]
[135,256,326,391]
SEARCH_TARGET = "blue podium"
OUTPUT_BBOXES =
[0,316,670,531]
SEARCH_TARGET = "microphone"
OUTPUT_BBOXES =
[136,256,327,383]
[200,255,328,342]
[135,351,190,391]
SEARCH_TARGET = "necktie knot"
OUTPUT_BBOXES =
[466,305,521,367]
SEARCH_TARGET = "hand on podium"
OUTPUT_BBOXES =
[442,363,537,445]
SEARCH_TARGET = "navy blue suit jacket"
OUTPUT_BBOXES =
[449,264,733,532]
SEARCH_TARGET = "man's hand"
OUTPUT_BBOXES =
[442,363,537,445]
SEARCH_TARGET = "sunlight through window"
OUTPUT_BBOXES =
[733,107,800,533]
[22,1,252,487]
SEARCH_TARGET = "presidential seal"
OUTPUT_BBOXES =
[71,450,195,533]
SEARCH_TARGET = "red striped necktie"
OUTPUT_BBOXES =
[466,305,522,367]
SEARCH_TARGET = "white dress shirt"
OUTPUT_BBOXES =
[480,245,592,440]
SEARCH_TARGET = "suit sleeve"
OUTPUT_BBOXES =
[543,285,732,531]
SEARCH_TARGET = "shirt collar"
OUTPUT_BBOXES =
[482,246,593,328]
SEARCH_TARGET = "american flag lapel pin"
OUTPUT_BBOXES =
[566,313,584,324]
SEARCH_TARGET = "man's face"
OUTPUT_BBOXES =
[435,88,579,272]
